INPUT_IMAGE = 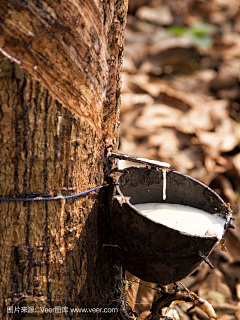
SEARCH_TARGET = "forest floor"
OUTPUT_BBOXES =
[119,0,240,319]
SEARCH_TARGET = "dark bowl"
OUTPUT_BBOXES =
[111,166,231,284]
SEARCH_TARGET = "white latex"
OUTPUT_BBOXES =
[133,203,225,239]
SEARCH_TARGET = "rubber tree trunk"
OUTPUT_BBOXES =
[0,1,128,319]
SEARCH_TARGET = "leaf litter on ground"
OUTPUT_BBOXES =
[120,0,240,319]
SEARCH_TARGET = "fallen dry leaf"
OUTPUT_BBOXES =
[218,261,240,300]
[125,271,140,311]
[135,281,155,315]
[198,268,232,302]
[196,130,238,153]
[136,5,173,26]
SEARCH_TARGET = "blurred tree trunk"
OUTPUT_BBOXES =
[0,0,128,319]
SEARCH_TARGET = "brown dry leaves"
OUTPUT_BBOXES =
[121,0,240,319]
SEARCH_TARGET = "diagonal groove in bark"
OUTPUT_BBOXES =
[0,0,127,135]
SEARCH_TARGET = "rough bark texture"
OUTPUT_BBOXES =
[0,0,128,319]
[0,0,126,138]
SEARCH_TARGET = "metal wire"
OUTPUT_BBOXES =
[0,184,108,202]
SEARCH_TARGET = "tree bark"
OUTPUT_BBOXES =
[0,0,128,319]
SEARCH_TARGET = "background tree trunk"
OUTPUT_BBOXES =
[0,1,128,318]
